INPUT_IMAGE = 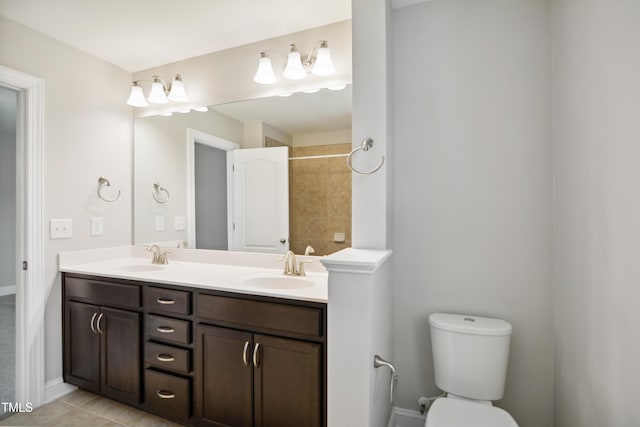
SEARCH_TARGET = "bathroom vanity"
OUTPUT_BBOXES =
[60,248,327,427]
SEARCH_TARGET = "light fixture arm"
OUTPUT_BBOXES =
[303,40,328,68]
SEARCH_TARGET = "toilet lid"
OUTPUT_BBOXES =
[425,398,518,427]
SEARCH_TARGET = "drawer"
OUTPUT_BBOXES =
[146,315,191,345]
[145,342,191,374]
[144,286,191,316]
[64,276,140,308]
[197,294,323,338]
[145,369,191,422]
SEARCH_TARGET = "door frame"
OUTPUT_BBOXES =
[185,128,239,249]
[0,65,45,407]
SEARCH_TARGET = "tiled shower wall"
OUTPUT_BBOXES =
[289,143,352,256]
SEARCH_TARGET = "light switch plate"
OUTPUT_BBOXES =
[91,217,104,236]
[50,219,72,239]
[333,232,346,243]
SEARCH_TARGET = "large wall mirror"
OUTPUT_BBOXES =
[134,85,352,256]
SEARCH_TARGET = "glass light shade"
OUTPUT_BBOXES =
[253,55,277,84]
[312,46,335,76]
[283,50,307,80]
[147,81,169,104]
[168,76,188,102]
[126,85,148,107]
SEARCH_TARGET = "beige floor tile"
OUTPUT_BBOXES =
[78,396,146,426]
[59,388,99,407]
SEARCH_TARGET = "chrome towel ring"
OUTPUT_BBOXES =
[153,181,170,203]
[97,177,121,202]
[347,138,385,175]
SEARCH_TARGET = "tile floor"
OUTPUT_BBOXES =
[0,389,183,426]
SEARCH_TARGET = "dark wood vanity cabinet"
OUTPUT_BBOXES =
[195,293,325,427]
[195,326,323,427]
[63,277,141,405]
[63,273,326,427]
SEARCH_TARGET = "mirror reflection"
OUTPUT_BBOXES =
[134,85,352,256]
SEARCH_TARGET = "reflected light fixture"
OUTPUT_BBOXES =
[253,40,335,85]
[126,74,189,107]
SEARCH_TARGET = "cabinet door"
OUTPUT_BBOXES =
[253,334,321,427]
[196,324,253,427]
[64,301,101,393]
[101,307,141,404]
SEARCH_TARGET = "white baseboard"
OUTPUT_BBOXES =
[0,286,16,296]
[44,377,76,404]
[387,407,426,427]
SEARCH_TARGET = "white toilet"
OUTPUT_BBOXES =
[426,313,519,427]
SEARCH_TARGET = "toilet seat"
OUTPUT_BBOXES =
[425,397,518,427]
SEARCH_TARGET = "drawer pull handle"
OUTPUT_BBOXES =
[156,354,175,362]
[157,390,175,399]
[156,298,175,305]
[253,342,260,368]
[157,326,175,334]
[242,341,250,366]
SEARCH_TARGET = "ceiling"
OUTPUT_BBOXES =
[0,0,352,72]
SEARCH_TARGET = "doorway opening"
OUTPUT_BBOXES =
[0,64,45,410]
[0,84,17,420]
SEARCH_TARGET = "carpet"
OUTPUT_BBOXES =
[0,293,15,420]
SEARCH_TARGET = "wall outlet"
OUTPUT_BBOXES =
[50,219,72,239]
[333,232,345,243]
[155,216,164,232]
[175,216,186,231]
[91,217,104,236]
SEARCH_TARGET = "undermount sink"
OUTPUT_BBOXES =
[116,264,166,273]
[242,275,316,290]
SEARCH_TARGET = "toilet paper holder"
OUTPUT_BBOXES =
[374,354,398,405]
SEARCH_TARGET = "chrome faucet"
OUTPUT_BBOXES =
[146,244,168,265]
[281,250,310,276]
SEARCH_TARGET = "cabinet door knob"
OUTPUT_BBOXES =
[156,390,175,399]
[252,342,260,368]
[157,326,175,334]
[156,354,175,362]
[96,313,104,335]
[156,298,175,305]
[242,341,250,366]
[90,312,98,334]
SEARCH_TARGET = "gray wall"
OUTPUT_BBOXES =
[553,0,640,425]
[0,85,17,292]
[0,15,133,387]
[392,1,553,426]
[195,143,228,250]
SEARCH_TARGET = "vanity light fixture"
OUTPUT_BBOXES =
[126,74,189,107]
[253,40,335,85]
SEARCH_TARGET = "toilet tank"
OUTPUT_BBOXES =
[429,313,512,401]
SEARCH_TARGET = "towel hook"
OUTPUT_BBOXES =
[347,138,385,175]
[153,181,170,203]
[97,177,121,202]
[374,354,398,405]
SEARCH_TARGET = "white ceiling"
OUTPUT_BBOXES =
[0,0,352,72]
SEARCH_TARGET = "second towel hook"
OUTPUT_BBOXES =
[347,138,385,175]
[153,181,170,203]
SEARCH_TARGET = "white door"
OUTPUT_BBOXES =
[230,146,289,253]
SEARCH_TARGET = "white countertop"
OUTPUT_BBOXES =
[59,246,328,303]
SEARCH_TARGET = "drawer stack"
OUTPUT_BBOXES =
[143,286,193,424]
